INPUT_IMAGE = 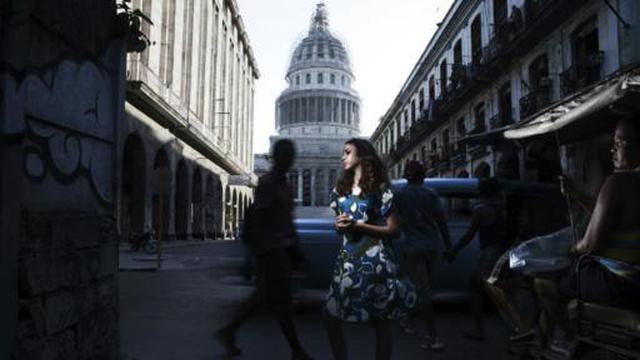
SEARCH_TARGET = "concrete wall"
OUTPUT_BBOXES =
[0,1,125,358]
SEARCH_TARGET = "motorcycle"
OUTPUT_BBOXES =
[129,227,158,255]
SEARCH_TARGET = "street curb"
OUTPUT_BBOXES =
[118,267,158,272]
[119,239,239,252]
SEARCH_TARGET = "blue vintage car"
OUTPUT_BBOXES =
[293,177,566,300]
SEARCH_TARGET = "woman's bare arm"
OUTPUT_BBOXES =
[574,175,619,254]
[351,210,400,239]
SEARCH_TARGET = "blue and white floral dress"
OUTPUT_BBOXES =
[325,185,416,322]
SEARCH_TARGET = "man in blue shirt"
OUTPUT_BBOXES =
[394,160,453,350]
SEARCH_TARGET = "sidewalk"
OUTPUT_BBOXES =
[118,238,239,271]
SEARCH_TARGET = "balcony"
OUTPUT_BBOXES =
[489,111,514,129]
[560,51,605,96]
[468,144,488,159]
[437,147,451,172]
[450,64,470,90]
[450,145,467,166]
[519,84,551,118]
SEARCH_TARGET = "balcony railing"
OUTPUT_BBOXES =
[438,147,452,171]
[560,51,605,96]
[519,84,551,118]
[489,111,514,129]
[386,0,583,163]
[451,145,467,166]
[468,144,488,159]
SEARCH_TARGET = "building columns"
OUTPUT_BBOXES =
[311,168,317,206]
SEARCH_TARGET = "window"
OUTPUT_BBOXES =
[305,73,311,84]
[404,109,409,133]
[428,76,436,100]
[529,54,549,90]
[440,59,448,95]
[471,15,482,66]
[453,40,463,65]
[572,17,601,83]
[419,89,425,112]
[474,103,485,132]
[318,73,324,84]
[318,43,325,58]
[330,73,335,84]
[457,118,466,136]
[329,46,335,58]
[306,46,312,59]
[341,76,345,86]
[443,129,450,151]
[296,75,300,85]
[498,82,512,124]
[493,0,508,26]
[411,99,416,122]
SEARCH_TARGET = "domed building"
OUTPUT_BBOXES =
[272,3,361,207]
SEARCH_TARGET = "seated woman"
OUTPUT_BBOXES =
[535,117,640,346]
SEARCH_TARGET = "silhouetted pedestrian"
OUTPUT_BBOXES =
[215,139,312,360]
[394,160,452,350]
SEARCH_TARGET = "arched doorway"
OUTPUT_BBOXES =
[152,148,171,241]
[191,167,203,240]
[175,159,189,240]
[473,162,491,179]
[121,133,146,243]
[232,189,239,238]
[205,174,217,240]
[241,194,247,223]
[225,185,232,239]
[213,176,223,239]
[495,148,520,180]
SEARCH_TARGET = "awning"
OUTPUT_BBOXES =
[504,68,640,144]
[458,125,515,146]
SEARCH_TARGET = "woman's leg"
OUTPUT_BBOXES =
[322,309,347,360]
[372,320,392,360]
[486,282,529,334]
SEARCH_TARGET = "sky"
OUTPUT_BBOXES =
[238,0,455,154]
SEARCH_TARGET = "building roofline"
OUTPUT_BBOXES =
[371,0,472,140]
[225,0,261,79]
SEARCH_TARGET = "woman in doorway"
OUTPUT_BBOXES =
[323,138,416,360]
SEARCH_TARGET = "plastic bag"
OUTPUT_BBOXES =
[509,227,574,274]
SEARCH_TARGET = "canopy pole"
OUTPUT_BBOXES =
[554,130,579,245]
[603,0,630,28]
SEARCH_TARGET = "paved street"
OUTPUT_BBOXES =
[119,241,516,360]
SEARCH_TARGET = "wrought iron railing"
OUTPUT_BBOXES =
[519,85,551,118]
[560,51,605,96]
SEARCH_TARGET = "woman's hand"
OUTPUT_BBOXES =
[335,214,354,233]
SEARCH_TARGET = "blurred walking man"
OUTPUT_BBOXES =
[215,139,312,360]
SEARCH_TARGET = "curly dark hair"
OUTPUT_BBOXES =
[335,138,389,196]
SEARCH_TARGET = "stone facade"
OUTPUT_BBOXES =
[371,0,631,190]
[1,1,125,358]
[270,4,361,207]
[122,0,260,241]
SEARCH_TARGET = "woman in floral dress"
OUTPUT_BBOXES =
[323,138,416,360]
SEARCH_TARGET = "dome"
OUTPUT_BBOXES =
[286,4,352,78]
[276,3,360,138]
